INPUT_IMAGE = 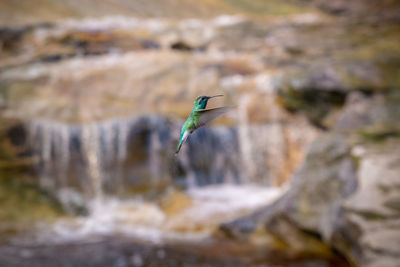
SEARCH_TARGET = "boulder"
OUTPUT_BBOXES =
[220,89,400,266]
[345,139,400,267]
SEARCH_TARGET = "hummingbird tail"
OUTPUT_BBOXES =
[175,145,181,155]
[175,130,190,155]
[175,141,183,155]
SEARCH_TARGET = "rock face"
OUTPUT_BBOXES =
[220,89,400,266]
[345,139,400,267]
[0,119,63,240]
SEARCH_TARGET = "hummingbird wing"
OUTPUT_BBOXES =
[195,107,233,129]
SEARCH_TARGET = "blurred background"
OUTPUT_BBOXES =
[0,0,400,266]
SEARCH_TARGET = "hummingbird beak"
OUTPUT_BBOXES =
[208,94,224,99]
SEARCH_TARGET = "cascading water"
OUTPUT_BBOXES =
[29,115,258,202]
[29,118,133,209]
[26,114,287,243]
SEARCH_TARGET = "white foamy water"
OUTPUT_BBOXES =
[33,185,284,244]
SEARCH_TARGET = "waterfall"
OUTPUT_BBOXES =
[29,118,133,210]
[25,113,305,243]
[238,94,258,182]
[27,106,310,214]
[81,124,103,200]
[28,116,245,210]
[220,72,318,186]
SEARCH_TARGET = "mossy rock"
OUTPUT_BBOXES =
[0,118,30,162]
[278,85,346,129]
[0,170,64,242]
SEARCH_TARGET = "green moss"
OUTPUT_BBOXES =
[278,86,346,128]
[383,199,400,212]
[335,24,400,90]
[6,82,35,102]
[359,130,400,143]
[351,210,388,221]
[0,171,63,241]
[0,119,26,163]
[275,20,400,94]
[221,0,310,15]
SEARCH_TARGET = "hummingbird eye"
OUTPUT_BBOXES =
[195,96,204,102]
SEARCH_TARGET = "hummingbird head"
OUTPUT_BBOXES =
[194,94,223,109]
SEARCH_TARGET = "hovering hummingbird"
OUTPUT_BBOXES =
[175,95,232,154]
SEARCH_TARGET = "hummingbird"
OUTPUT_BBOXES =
[175,95,232,154]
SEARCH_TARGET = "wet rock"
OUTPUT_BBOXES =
[0,27,28,51]
[0,119,30,163]
[344,139,400,267]
[56,30,153,55]
[280,61,393,94]
[335,90,400,133]
[140,39,160,50]
[170,41,193,51]
[0,118,63,241]
[308,0,400,19]
[278,86,346,129]
[0,235,350,267]
[6,124,26,147]
[220,88,400,265]
[278,59,400,128]
[0,172,63,242]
